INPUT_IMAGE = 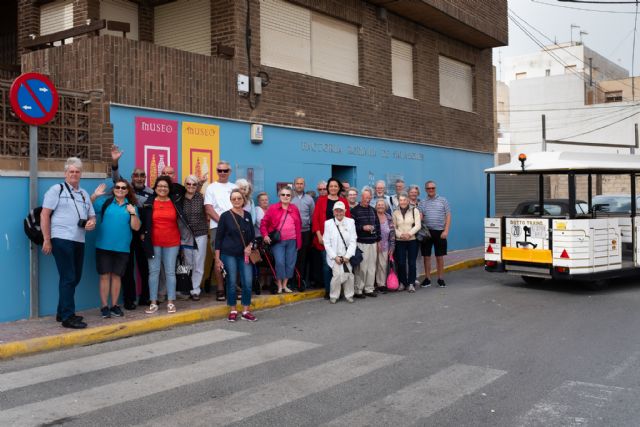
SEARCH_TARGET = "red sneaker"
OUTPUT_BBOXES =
[227,311,238,322]
[241,311,257,322]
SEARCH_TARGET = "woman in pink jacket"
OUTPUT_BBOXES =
[261,186,302,293]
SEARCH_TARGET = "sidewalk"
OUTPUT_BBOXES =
[0,246,483,359]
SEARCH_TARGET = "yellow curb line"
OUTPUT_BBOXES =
[0,290,324,360]
[0,258,483,360]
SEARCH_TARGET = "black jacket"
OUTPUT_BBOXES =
[140,194,196,258]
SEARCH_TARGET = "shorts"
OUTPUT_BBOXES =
[96,248,129,276]
[420,229,447,257]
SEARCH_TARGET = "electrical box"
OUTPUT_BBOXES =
[237,74,249,94]
[250,124,263,144]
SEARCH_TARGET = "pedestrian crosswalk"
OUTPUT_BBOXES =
[0,328,634,427]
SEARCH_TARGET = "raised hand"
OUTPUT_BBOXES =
[93,183,107,198]
[111,145,123,162]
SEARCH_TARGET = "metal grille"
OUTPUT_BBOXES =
[0,79,91,159]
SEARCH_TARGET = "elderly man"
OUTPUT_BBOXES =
[370,180,391,213]
[351,187,380,298]
[419,180,451,288]
[41,157,97,329]
[323,201,357,303]
[111,145,154,309]
[291,177,315,289]
[389,179,405,211]
[316,180,328,199]
[204,161,237,300]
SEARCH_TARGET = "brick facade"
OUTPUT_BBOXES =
[17,0,506,161]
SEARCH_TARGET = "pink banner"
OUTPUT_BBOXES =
[135,117,178,187]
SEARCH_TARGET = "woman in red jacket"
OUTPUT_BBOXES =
[311,177,351,299]
[261,186,302,293]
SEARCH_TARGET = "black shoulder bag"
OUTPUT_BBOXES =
[334,219,363,268]
[268,209,289,244]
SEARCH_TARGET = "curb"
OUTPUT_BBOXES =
[0,258,482,360]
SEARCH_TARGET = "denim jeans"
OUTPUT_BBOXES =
[394,240,419,286]
[321,250,332,293]
[148,245,179,301]
[221,254,253,307]
[272,239,297,280]
[51,238,85,321]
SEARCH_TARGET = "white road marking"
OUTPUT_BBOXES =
[0,339,319,427]
[518,381,626,427]
[0,329,248,392]
[324,363,506,426]
[137,350,404,426]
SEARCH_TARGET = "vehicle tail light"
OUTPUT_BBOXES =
[485,261,497,267]
[555,266,569,273]
[560,249,570,259]
[489,237,496,244]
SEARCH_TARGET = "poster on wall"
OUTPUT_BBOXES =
[135,117,179,187]
[236,165,265,194]
[181,122,219,193]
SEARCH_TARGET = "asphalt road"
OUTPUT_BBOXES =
[3,267,640,426]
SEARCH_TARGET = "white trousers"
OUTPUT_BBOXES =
[330,263,354,300]
[182,235,209,295]
[354,242,377,294]
[375,249,389,287]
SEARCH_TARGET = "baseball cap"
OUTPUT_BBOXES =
[333,201,346,211]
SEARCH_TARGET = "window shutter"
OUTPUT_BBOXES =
[439,55,473,112]
[154,0,211,56]
[100,0,139,41]
[391,39,413,98]
[260,0,311,74]
[40,0,74,45]
[311,13,358,86]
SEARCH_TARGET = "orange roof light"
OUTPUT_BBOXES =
[518,153,527,172]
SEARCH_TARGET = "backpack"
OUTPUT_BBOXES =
[24,184,64,245]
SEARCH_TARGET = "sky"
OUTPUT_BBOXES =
[495,0,640,80]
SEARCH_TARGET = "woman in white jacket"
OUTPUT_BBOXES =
[323,201,357,303]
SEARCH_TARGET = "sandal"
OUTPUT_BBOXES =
[167,303,176,314]
[283,287,293,293]
[145,303,158,314]
[216,290,225,301]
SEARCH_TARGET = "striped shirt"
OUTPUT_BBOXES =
[418,195,450,230]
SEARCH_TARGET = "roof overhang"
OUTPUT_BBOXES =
[486,151,640,174]
[367,0,507,49]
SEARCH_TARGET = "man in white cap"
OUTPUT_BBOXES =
[322,201,357,303]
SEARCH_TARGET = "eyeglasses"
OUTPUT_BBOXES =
[231,197,244,201]
[217,169,230,173]
[156,185,169,189]
[280,193,291,197]
[185,182,197,187]
[133,172,146,177]
[114,185,128,190]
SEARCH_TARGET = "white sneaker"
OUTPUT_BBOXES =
[408,284,416,293]
[398,284,406,292]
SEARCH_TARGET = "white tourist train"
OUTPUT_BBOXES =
[484,151,640,289]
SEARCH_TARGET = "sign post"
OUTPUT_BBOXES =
[10,72,59,319]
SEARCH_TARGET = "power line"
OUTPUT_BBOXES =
[556,109,640,140]
[559,1,640,4]
[498,102,640,112]
[531,0,638,13]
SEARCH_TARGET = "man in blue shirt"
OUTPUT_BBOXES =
[418,180,451,288]
[41,157,96,329]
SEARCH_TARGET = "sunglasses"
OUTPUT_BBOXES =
[133,172,146,177]
[114,185,128,190]
[185,182,197,187]
[217,169,230,173]
[280,193,291,197]
[426,187,436,190]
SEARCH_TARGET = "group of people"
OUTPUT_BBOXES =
[42,147,451,329]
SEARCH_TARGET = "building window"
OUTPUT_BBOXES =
[605,91,623,103]
[260,0,359,86]
[100,0,139,41]
[439,55,473,112]
[40,0,74,46]
[391,39,414,98]
[154,0,211,56]
[564,65,577,74]
[515,72,527,80]
[545,69,550,76]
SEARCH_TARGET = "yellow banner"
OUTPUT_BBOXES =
[181,122,220,193]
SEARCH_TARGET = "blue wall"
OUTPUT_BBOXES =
[0,105,492,322]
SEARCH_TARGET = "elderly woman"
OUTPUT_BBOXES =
[375,197,395,293]
[261,186,302,293]
[392,192,421,293]
[141,176,193,315]
[312,177,351,299]
[180,175,209,301]
[323,201,357,303]
[408,185,421,208]
[255,192,269,237]
[215,189,257,322]
[236,178,257,225]
[90,179,141,318]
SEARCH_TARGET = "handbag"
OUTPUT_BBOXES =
[230,211,258,264]
[334,219,364,268]
[268,209,289,244]
[416,224,431,242]
[386,253,399,291]
[176,251,193,294]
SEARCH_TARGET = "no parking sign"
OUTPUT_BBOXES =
[9,72,59,126]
